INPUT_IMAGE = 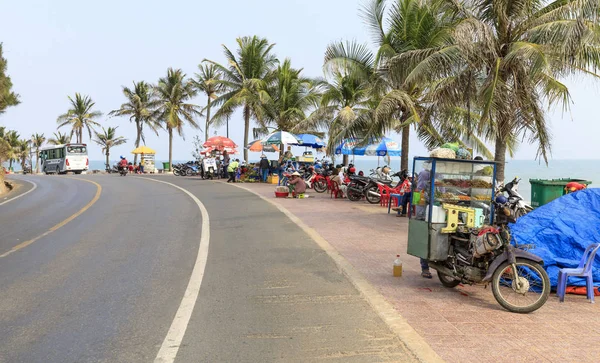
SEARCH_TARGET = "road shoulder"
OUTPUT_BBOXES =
[229,182,444,363]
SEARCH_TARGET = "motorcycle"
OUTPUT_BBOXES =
[347,169,406,204]
[312,165,335,193]
[428,205,550,313]
[119,165,128,176]
[497,177,533,218]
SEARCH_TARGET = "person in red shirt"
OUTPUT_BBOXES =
[118,156,128,171]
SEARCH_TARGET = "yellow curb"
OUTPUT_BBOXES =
[229,182,445,363]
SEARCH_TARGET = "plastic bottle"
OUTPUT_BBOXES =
[393,254,403,277]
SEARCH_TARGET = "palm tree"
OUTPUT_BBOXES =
[48,131,71,145]
[154,68,202,171]
[94,126,127,168]
[345,0,461,171]
[109,81,159,164]
[57,93,102,143]
[31,133,45,173]
[205,36,278,162]
[192,63,224,142]
[429,0,600,181]
[255,59,321,137]
[294,42,375,165]
[5,130,20,170]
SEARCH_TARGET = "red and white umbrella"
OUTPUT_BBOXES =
[203,136,237,150]
[201,146,238,155]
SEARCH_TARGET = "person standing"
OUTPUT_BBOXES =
[227,159,239,183]
[222,150,230,179]
[259,155,270,182]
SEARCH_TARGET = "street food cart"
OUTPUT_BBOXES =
[407,157,497,261]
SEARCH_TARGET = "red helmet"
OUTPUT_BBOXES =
[349,167,356,174]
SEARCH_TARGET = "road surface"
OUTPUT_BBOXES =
[0,175,416,362]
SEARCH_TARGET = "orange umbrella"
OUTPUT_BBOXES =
[247,140,279,152]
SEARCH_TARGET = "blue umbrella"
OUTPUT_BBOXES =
[335,137,401,156]
[292,134,325,149]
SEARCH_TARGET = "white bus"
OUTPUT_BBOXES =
[40,143,89,174]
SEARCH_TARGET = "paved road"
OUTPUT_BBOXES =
[0,175,416,362]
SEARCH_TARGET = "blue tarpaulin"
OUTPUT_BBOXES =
[510,188,600,288]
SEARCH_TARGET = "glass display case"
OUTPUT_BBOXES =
[407,157,497,261]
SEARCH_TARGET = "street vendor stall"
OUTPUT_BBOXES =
[407,157,496,260]
[132,145,156,173]
[405,156,551,313]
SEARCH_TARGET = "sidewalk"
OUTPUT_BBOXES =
[236,182,600,363]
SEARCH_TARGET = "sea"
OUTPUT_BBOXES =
[6,158,597,203]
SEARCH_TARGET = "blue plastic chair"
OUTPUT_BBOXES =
[557,243,600,303]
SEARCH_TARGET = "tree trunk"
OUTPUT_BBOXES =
[168,127,173,172]
[494,134,507,183]
[9,159,13,170]
[134,121,142,165]
[400,118,410,172]
[243,104,250,162]
[342,154,349,166]
[35,150,40,174]
[106,149,110,170]
[205,97,211,142]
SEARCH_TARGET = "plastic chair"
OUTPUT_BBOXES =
[557,243,600,303]
[377,184,391,207]
[330,181,344,199]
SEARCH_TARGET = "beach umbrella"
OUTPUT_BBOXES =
[203,136,237,150]
[261,131,302,145]
[131,145,156,154]
[336,137,401,156]
[247,140,279,153]
[292,134,325,149]
[201,146,238,155]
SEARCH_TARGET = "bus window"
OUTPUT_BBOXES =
[67,146,87,154]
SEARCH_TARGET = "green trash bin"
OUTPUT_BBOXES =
[529,178,592,207]
[162,162,170,171]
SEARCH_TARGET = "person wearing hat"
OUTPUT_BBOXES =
[259,154,270,182]
[287,171,307,197]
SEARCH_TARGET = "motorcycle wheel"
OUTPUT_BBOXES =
[313,180,327,193]
[438,271,461,288]
[365,185,381,204]
[185,168,193,176]
[491,258,550,314]
[347,188,362,202]
[173,169,181,176]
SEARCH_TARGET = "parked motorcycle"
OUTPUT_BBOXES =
[496,177,533,218]
[429,206,550,313]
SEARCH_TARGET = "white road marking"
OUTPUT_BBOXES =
[0,179,38,206]
[138,178,210,363]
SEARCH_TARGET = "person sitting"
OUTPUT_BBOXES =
[287,171,307,198]
[128,162,134,173]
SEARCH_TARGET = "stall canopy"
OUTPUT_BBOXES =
[510,188,600,288]
[201,146,238,155]
[247,140,279,153]
[261,131,302,145]
[291,134,325,149]
[335,137,401,156]
[131,146,156,154]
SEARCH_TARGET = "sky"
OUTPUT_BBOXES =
[1,0,599,164]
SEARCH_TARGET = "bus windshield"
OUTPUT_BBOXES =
[67,146,87,154]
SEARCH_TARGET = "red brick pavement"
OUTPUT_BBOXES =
[238,182,600,363]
